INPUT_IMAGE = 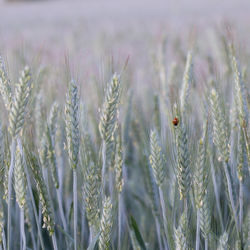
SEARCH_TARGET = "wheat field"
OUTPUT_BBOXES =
[0,1,249,250]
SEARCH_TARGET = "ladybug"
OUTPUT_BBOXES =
[172,117,179,126]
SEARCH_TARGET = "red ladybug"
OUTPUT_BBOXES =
[172,117,179,126]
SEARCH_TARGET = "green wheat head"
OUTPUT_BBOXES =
[14,142,27,209]
[0,56,12,111]
[30,154,55,235]
[194,124,208,209]
[83,161,101,233]
[115,130,124,193]
[175,212,189,250]
[65,80,80,170]
[39,135,48,168]
[99,73,121,144]
[99,196,113,250]
[9,66,32,138]
[210,88,229,163]
[35,92,44,143]
[199,193,211,239]
[149,129,166,187]
[180,51,193,114]
[46,125,59,189]
[174,119,191,200]
[231,55,249,127]
[217,232,228,250]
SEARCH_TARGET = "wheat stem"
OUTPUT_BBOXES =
[118,193,122,250]
[2,229,6,250]
[195,210,200,250]
[159,187,169,250]
[52,233,58,250]
[22,152,45,250]
[239,181,243,231]
[155,216,164,250]
[30,221,36,250]
[7,139,16,250]
[73,170,78,250]
[210,154,224,231]
[37,207,42,250]
[223,162,239,233]
[56,189,68,233]
[20,208,26,250]
[205,237,208,250]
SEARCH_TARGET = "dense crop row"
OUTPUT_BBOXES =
[0,36,249,250]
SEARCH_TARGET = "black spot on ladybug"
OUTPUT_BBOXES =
[172,117,179,126]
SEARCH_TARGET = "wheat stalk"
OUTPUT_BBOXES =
[4,66,32,250]
[210,87,239,233]
[65,80,80,170]
[65,79,80,250]
[149,129,171,249]
[0,201,4,246]
[99,73,121,144]
[99,73,121,195]
[194,123,209,250]
[30,155,55,236]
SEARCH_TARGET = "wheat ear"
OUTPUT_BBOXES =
[180,51,193,114]
[99,74,121,194]
[99,196,113,250]
[149,129,165,187]
[65,79,80,250]
[30,155,55,236]
[114,129,124,250]
[83,162,101,240]
[194,123,209,250]
[7,66,31,250]
[174,118,191,201]
[174,212,189,250]
[149,129,171,249]
[9,66,31,138]
[210,88,239,232]
[231,56,249,127]
[217,232,228,250]
[0,57,12,111]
